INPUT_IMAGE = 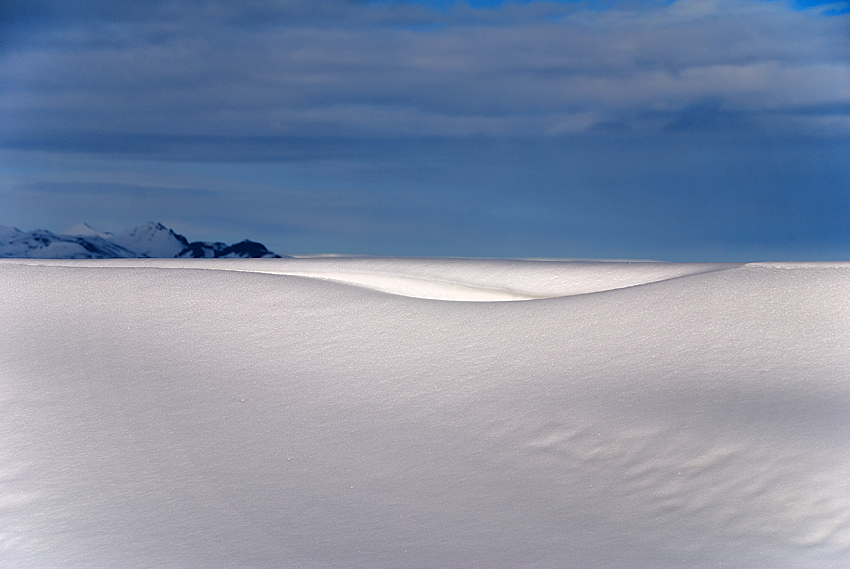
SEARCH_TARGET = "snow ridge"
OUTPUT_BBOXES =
[0,257,742,301]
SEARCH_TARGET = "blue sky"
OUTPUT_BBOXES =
[1,0,848,260]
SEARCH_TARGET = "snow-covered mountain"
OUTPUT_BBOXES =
[0,226,139,259]
[0,222,285,259]
[111,222,190,257]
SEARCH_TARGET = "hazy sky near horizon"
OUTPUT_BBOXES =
[1,0,848,260]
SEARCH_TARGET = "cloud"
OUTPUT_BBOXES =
[1,0,848,158]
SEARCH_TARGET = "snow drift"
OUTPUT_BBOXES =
[1,258,849,568]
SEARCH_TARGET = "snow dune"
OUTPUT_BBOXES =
[4,257,738,300]
[1,258,849,568]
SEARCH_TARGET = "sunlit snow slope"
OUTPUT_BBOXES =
[1,258,849,568]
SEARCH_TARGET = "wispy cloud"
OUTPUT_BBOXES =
[2,0,848,156]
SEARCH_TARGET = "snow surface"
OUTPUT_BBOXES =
[1,258,849,568]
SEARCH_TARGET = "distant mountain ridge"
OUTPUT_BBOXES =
[0,222,285,259]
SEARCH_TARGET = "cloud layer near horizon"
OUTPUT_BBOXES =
[2,0,849,153]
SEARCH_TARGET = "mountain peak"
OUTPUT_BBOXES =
[113,222,190,257]
[60,223,113,239]
[136,221,168,232]
[0,225,23,239]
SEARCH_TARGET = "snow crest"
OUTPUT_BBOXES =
[3,257,739,300]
